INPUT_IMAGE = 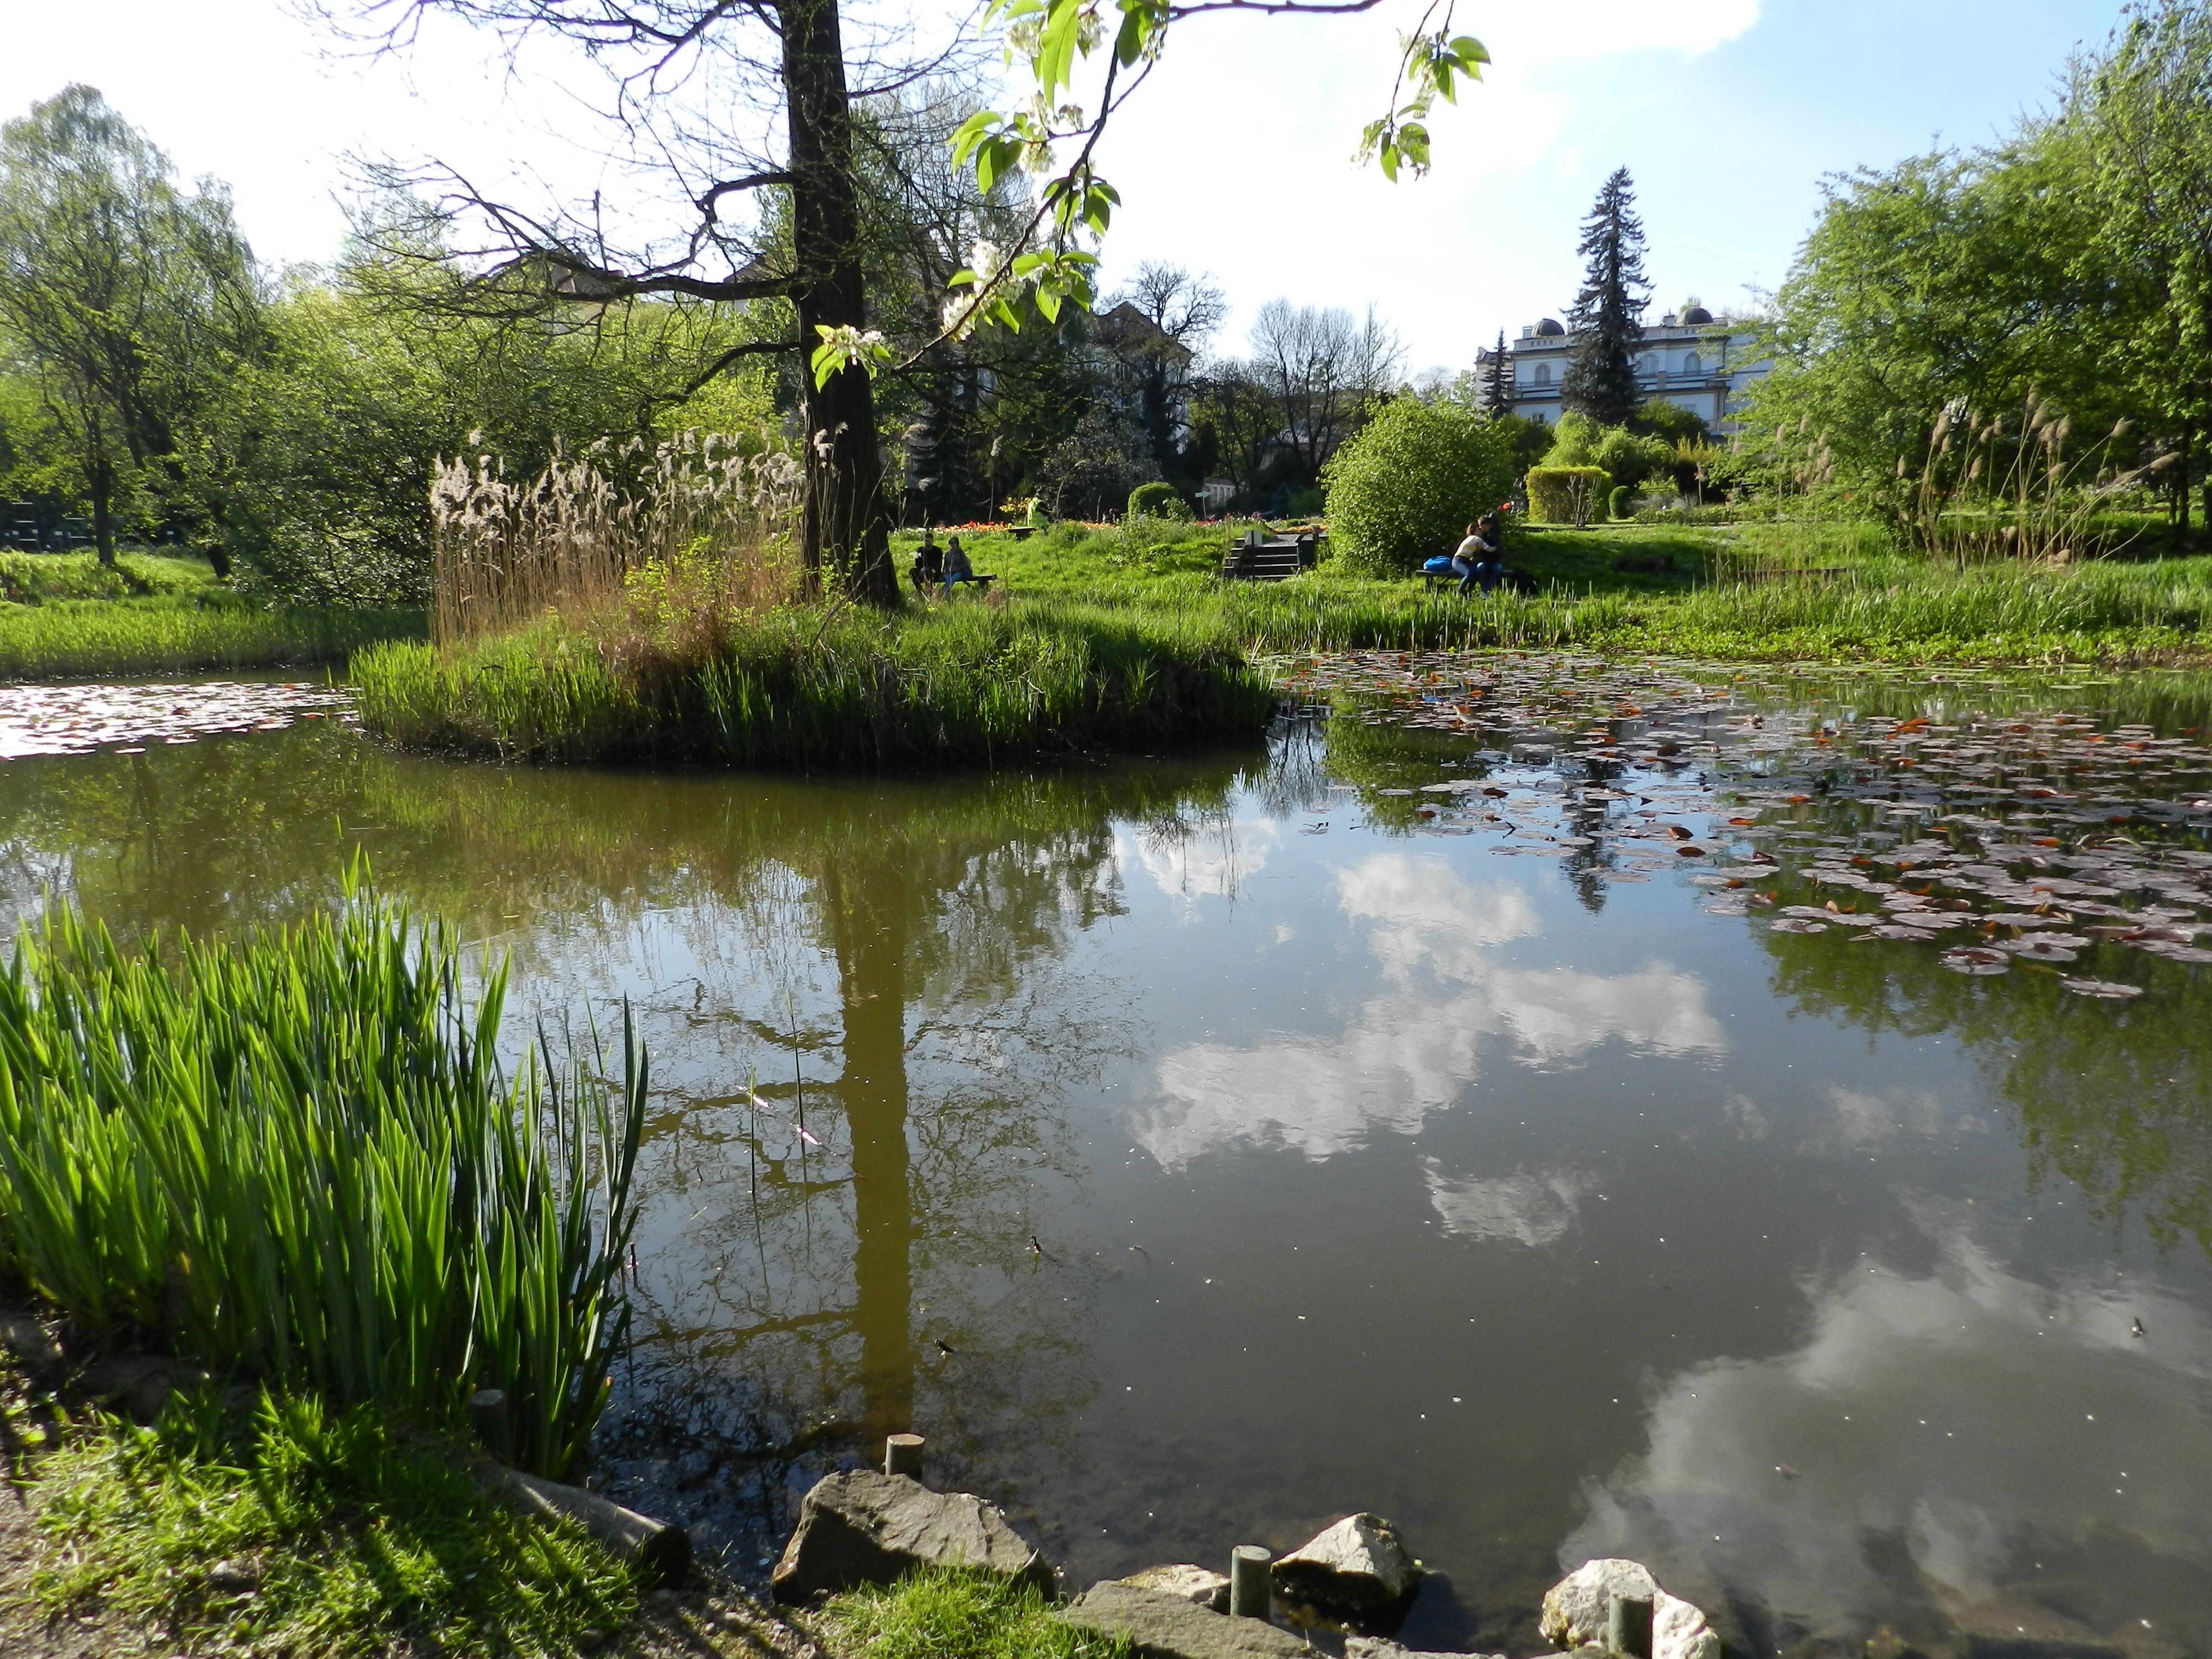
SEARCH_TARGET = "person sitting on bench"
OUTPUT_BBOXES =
[910,530,945,596]
[1451,518,1504,595]
[942,536,993,592]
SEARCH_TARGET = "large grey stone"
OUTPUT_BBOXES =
[1058,1582,1314,1659]
[1119,1564,1232,1611]
[770,1469,1050,1603]
[1271,1514,1421,1623]
[1347,1640,1510,1659]
[1540,1559,1720,1659]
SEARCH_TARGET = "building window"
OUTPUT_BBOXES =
[1683,352,1702,375]
[1536,363,1552,387]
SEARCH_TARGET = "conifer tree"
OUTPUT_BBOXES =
[1562,167,1651,426]
[1481,328,1514,418]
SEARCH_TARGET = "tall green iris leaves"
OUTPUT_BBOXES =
[0,884,646,1479]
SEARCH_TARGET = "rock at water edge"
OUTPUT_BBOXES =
[1271,1513,1421,1623]
[1540,1559,1720,1659]
[1120,1565,1232,1611]
[1058,1582,1316,1659]
[770,1469,1051,1602]
[1347,1639,1510,1659]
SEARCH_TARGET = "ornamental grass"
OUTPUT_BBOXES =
[0,880,645,1479]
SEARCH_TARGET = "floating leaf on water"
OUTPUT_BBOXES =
[1940,947,2011,976]
[2060,977,2145,998]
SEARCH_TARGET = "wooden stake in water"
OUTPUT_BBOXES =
[884,1433,925,1480]
[1230,1545,1271,1619]
[1608,1592,1654,1659]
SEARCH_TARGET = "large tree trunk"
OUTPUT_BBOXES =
[88,420,116,568]
[782,0,895,607]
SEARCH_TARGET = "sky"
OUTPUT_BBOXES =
[0,0,2136,371]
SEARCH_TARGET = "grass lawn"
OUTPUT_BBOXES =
[11,1387,639,1659]
[890,521,2212,667]
[0,551,423,680]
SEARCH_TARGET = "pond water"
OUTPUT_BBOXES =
[4,660,2212,1659]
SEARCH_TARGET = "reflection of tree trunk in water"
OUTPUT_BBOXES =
[824,860,916,1449]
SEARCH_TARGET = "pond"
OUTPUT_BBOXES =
[4,659,2211,1659]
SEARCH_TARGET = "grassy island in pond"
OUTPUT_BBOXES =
[352,597,1275,766]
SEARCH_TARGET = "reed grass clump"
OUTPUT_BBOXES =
[431,431,801,645]
[0,883,645,1478]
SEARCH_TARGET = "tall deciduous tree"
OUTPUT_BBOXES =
[2071,0,2212,538]
[1103,262,1225,477]
[348,0,1493,604]
[1248,298,1402,487]
[1562,166,1650,427]
[0,85,261,567]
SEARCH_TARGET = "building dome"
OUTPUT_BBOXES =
[1681,305,1714,325]
[1535,317,1566,337]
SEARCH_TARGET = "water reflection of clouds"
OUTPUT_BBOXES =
[1563,1227,2212,1639]
[1425,1158,1595,1245]
[1117,818,1281,907]
[1129,853,1727,1168]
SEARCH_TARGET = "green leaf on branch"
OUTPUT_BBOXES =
[810,324,892,389]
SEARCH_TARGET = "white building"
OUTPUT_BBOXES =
[1492,306,1770,430]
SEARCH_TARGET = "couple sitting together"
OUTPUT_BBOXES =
[1450,513,1507,595]
[908,533,990,596]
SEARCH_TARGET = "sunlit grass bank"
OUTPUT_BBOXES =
[819,1566,1126,1659]
[0,885,644,1479]
[902,524,2212,665]
[0,592,424,680]
[1214,559,2212,663]
[352,599,1275,765]
[23,1390,637,1658]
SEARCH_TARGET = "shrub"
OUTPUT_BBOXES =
[1609,485,1634,520]
[1540,411,1673,491]
[1322,398,1516,574]
[1127,481,1193,521]
[1527,466,1612,526]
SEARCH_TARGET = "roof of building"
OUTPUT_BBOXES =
[1681,305,1714,325]
[1093,301,1195,366]
[1535,317,1566,337]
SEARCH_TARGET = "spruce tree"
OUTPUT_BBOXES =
[1481,328,1514,418]
[1562,167,1651,426]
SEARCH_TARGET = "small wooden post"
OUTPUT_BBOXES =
[1608,1592,1654,1659]
[884,1433,926,1480]
[1230,1545,1271,1619]
[468,1388,512,1464]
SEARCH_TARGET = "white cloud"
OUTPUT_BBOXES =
[1561,1228,2212,1637]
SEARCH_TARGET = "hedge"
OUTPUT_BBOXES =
[1527,466,1611,526]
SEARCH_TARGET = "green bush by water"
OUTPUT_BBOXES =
[29,1388,636,1658]
[352,598,1276,765]
[0,885,645,1478]
[1321,398,1517,574]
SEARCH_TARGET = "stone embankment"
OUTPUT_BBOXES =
[773,1433,1723,1659]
